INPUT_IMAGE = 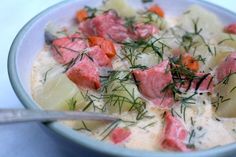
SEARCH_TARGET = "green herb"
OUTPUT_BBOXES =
[66,96,77,111]
[220,72,236,85]
[141,121,157,129]
[230,86,236,93]
[100,119,121,141]
[43,68,53,83]
[195,55,206,64]
[124,17,136,30]
[190,117,194,126]
[75,121,91,132]
[130,64,148,70]
[212,93,231,112]
[84,6,97,18]
[188,129,195,143]
[218,34,235,45]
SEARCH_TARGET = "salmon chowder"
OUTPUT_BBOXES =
[31,0,236,152]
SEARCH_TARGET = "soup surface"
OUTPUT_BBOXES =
[31,0,236,152]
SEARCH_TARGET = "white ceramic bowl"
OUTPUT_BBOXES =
[8,0,236,156]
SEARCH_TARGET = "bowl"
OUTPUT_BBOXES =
[8,0,236,156]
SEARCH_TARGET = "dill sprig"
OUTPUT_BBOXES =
[100,119,121,141]
[212,93,231,112]
[75,121,91,132]
[100,70,147,120]
[42,68,53,83]
[141,121,157,129]
[188,129,196,144]
[124,17,136,31]
[218,34,235,45]
[219,72,236,85]
[120,37,171,66]
[84,6,97,19]
[66,96,77,111]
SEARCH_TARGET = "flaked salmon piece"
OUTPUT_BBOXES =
[132,60,174,108]
[51,33,88,64]
[88,46,112,67]
[130,23,158,40]
[110,127,131,144]
[79,10,158,42]
[216,52,236,82]
[79,10,129,42]
[161,112,190,152]
[66,57,101,90]
[224,23,236,34]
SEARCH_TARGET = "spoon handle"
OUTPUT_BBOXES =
[0,109,118,124]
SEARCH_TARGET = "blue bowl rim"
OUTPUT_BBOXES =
[7,0,236,156]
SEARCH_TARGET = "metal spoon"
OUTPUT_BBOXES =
[0,109,118,124]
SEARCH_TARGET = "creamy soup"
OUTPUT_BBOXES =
[31,0,236,152]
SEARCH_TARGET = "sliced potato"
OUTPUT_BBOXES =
[135,53,161,67]
[101,0,137,17]
[34,74,79,110]
[137,13,167,30]
[217,33,236,50]
[178,5,223,39]
[203,51,230,72]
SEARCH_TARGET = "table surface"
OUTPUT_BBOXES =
[0,0,235,156]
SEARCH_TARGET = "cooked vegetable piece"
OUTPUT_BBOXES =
[88,36,116,58]
[148,5,164,18]
[33,74,79,110]
[216,52,236,82]
[76,9,88,22]
[102,0,137,17]
[215,74,236,117]
[182,54,199,72]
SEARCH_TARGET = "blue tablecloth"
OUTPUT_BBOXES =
[0,0,235,156]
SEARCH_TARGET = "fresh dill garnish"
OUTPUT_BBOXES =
[130,64,148,70]
[230,86,236,93]
[124,17,136,30]
[63,50,92,72]
[218,34,235,45]
[75,121,91,132]
[188,129,196,143]
[66,96,77,111]
[170,108,182,118]
[42,68,53,83]
[219,72,236,85]
[190,117,194,126]
[195,55,206,64]
[100,70,147,120]
[141,121,157,129]
[84,6,97,19]
[100,119,121,141]
[212,93,231,112]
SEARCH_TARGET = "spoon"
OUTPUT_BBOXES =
[0,109,118,124]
